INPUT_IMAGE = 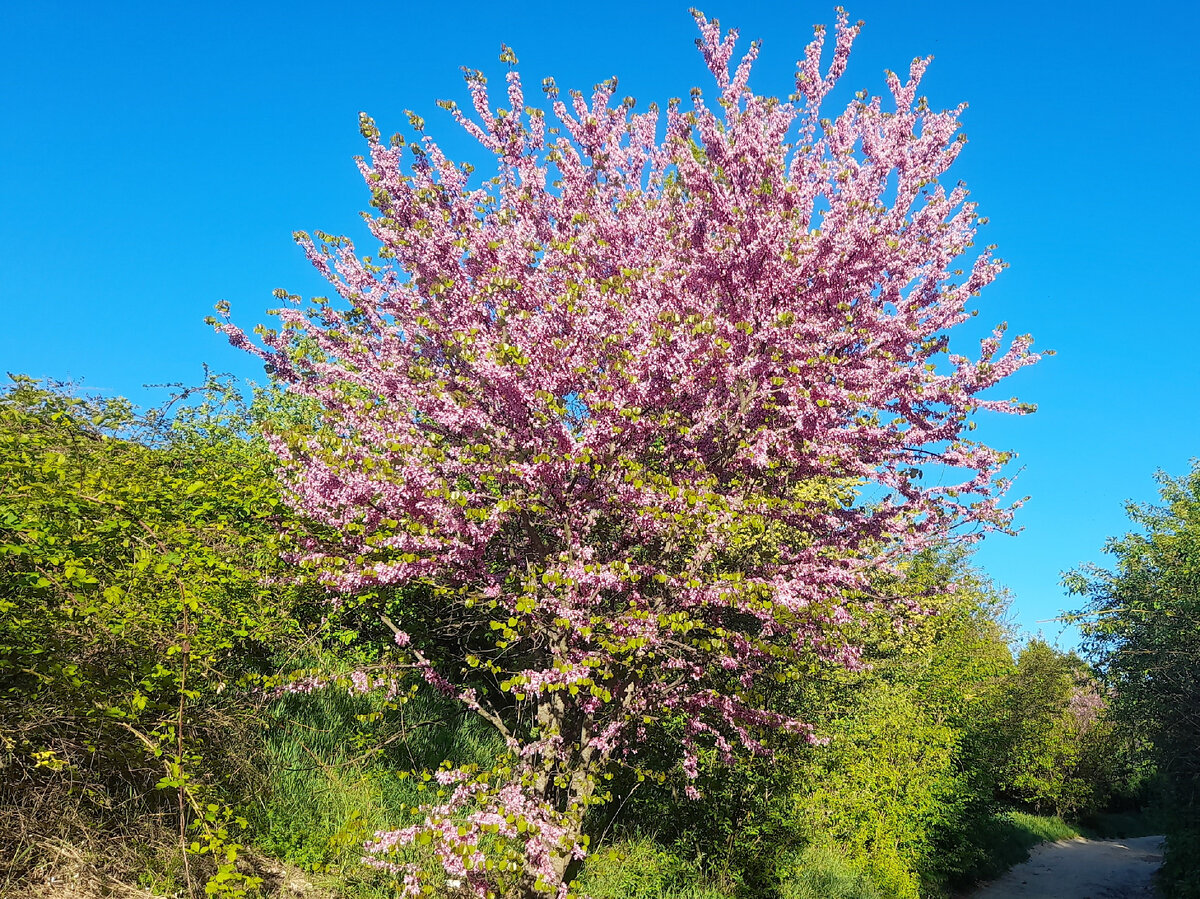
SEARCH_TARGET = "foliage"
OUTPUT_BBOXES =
[1067,461,1200,896]
[991,640,1111,817]
[778,554,1020,895]
[592,551,1026,897]
[0,374,307,895]
[776,841,890,899]
[1082,806,1169,840]
[219,9,1038,897]
[576,839,730,899]
[790,680,953,898]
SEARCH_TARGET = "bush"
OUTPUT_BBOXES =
[1162,821,1200,899]
[577,838,732,899]
[0,375,310,893]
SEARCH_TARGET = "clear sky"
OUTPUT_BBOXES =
[3,0,1197,647]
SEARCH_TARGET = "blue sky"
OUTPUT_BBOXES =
[3,0,1197,646]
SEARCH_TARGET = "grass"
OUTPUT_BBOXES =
[250,676,502,895]
[576,838,734,899]
[1002,810,1082,845]
[776,842,893,899]
[950,809,1081,888]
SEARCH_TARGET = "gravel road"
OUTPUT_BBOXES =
[967,835,1164,899]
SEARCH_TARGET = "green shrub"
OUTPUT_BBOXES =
[0,375,310,893]
[577,838,732,899]
[776,841,887,899]
[1162,823,1200,899]
[1082,807,1168,839]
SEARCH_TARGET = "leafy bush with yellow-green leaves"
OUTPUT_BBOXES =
[0,375,313,894]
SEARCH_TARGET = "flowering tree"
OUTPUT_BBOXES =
[222,10,1038,897]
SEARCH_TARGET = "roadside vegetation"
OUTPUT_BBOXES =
[0,377,1167,899]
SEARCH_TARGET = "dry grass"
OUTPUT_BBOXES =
[0,719,343,899]
[0,692,282,898]
[17,841,165,899]
[7,837,330,899]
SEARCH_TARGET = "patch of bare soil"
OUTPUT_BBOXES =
[967,835,1164,899]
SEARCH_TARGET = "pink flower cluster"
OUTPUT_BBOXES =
[266,669,398,701]
[1067,681,1107,730]
[364,767,587,899]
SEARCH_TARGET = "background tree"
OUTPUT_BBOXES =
[221,10,1039,897]
[1067,462,1200,897]
[991,640,1107,817]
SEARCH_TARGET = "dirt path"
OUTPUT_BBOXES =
[967,835,1164,898]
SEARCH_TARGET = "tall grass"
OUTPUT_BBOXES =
[251,677,501,890]
[576,838,733,899]
[949,810,1081,888]
[776,842,892,899]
